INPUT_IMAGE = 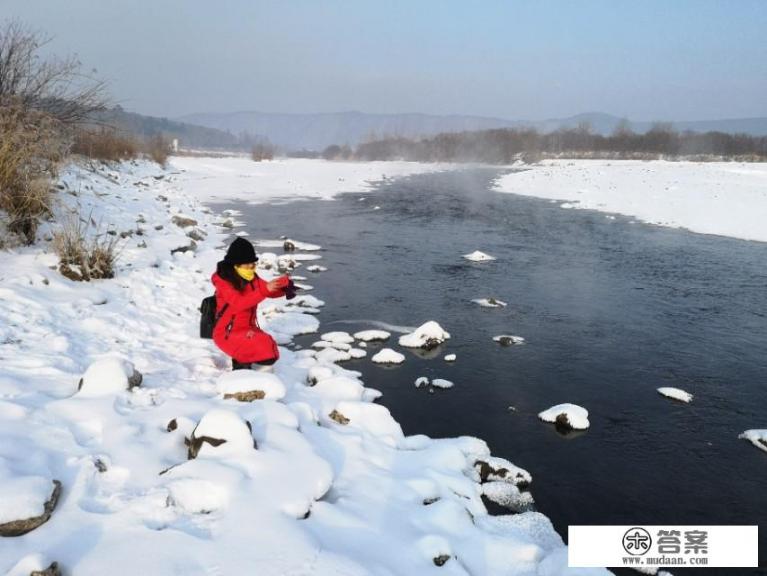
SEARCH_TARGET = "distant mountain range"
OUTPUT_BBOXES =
[91,107,260,150]
[177,110,767,151]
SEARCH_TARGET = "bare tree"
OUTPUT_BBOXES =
[0,20,108,125]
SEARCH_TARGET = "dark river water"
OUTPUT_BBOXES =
[212,168,767,575]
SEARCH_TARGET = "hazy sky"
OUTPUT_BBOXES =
[3,0,766,121]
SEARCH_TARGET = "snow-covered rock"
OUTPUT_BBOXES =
[306,366,334,386]
[331,401,404,446]
[738,429,767,453]
[472,297,507,308]
[371,348,405,364]
[320,331,355,344]
[0,474,55,526]
[493,334,526,346]
[463,250,496,262]
[398,321,450,349]
[216,370,286,401]
[431,378,454,389]
[188,409,255,459]
[315,346,353,363]
[481,481,534,512]
[353,329,391,342]
[444,353,456,362]
[657,387,693,403]
[538,403,590,430]
[77,357,142,397]
[414,377,430,388]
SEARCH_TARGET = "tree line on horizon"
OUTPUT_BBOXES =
[322,122,767,163]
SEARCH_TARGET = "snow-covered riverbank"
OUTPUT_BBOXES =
[494,159,767,243]
[0,158,608,575]
[170,156,452,204]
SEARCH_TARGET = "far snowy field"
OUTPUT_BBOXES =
[493,159,767,243]
[171,155,451,204]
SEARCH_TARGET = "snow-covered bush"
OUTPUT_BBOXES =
[53,210,122,281]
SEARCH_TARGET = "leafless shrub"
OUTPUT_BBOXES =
[145,134,170,167]
[0,20,107,126]
[0,20,108,246]
[321,144,353,160]
[52,210,122,281]
[251,142,274,162]
[0,104,68,244]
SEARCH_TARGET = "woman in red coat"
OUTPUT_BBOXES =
[211,237,292,370]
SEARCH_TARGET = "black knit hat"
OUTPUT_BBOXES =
[224,237,257,265]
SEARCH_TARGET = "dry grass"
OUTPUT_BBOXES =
[0,104,67,244]
[71,128,171,167]
[251,143,274,162]
[52,210,122,281]
[145,134,170,167]
[71,128,139,162]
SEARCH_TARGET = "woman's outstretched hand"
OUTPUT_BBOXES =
[267,276,290,292]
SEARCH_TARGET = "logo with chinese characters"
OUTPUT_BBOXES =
[622,527,652,556]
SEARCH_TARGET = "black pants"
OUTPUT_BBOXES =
[232,358,276,371]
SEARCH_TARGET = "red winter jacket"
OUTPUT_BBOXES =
[211,272,289,363]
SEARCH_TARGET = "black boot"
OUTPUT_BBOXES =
[232,358,252,371]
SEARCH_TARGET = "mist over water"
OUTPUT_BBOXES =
[213,168,767,572]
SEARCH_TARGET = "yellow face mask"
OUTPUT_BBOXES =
[234,265,256,282]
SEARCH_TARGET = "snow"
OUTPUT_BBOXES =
[315,346,353,363]
[481,481,535,512]
[415,377,430,388]
[188,409,256,459]
[320,331,355,344]
[657,387,693,403]
[77,357,138,397]
[472,297,507,308]
[432,378,454,389]
[738,429,767,453]
[0,474,52,524]
[371,348,406,364]
[444,354,456,362]
[353,329,391,342]
[538,404,591,430]
[0,156,609,576]
[216,370,287,400]
[413,377,453,390]
[398,321,451,348]
[463,250,496,262]
[170,156,448,205]
[494,159,767,243]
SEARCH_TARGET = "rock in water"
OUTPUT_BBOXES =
[538,403,590,430]
[398,321,450,350]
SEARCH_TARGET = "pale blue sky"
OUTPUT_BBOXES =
[3,0,766,121]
